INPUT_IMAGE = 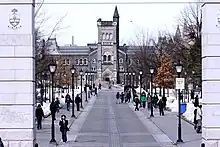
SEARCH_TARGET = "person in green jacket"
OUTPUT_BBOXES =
[140,92,147,108]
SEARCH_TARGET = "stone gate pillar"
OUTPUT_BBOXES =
[0,0,35,146]
[202,2,220,147]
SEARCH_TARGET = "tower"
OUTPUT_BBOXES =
[113,6,120,84]
[96,6,119,83]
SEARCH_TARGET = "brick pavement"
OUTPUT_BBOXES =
[36,93,94,147]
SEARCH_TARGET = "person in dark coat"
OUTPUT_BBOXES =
[59,115,69,143]
[50,101,57,120]
[126,91,131,103]
[162,95,167,110]
[55,97,60,113]
[116,92,120,104]
[158,99,164,116]
[193,95,199,107]
[134,97,140,111]
[191,90,194,100]
[95,87,98,95]
[0,138,4,147]
[65,93,71,111]
[35,104,44,129]
[98,83,102,90]
[120,92,124,103]
[194,107,198,130]
[75,94,81,111]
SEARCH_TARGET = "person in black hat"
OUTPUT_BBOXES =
[59,115,69,143]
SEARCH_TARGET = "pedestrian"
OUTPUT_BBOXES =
[116,92,120,104]
[158,99,164,116]
[147,93,151,110]
[65,93,71,111]
[98,83,101,90]
[153,94,158,108]
[75,94,81,111]
[59,115,69,143]
[193,95,199,107]
[140,92,147,108]
[191,90,194,100]
[50,101,57,120]
[35,104,44,130]
[193,106,198,130]
[134,96,140,111]
[162,95,167,110]
[120,92,124,103]
[196,105,202,133]
[55,97,60,113]
[127,90,131,103]
[95,87,98,95]
[0,137,4,147]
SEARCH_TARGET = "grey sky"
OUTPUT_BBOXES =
[40,0,192,46]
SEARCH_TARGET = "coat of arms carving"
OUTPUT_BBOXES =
[8,8,22,29]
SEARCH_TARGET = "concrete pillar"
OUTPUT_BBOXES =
[0,0,35,146]
[202,2,220,146]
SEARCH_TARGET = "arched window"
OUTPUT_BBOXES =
[103,55,107,61]
[109,33,113,40]
[79,59,83,65]
[66,59,70,65]
[119,58,123,63]
[84,58,87,65]
[75,59,79,65]
[108,55,111,61]
[102,33,105,40]
[106,33,109,40]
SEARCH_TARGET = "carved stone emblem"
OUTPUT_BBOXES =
[8,8,22,29]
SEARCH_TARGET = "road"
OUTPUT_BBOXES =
[67,88,161,147]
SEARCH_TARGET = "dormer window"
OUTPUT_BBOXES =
[103,55,107,61]
[108,55,111,61]
[119,58,123,63]
[79,59,83,65]
[66,59,70,65]
[75,59,79,65]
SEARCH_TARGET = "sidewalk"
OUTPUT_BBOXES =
[142,108,202,147]
[36,93,94,147]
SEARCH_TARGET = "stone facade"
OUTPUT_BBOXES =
[0,0,35,146]
[47,6,139,84]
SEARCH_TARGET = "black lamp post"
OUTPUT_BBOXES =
[139,71,143,99]
[48,60,57,143]
[132,73,135,88]
[70,65,76,118]
[129,73,132,87]
[85,70,88,102]
[80,69,83,108]
[123,73,125,85]
[150,67,154,117]
[176,61,183,143]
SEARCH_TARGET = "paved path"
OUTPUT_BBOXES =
[58,88,177,147]
[140,107,202,147]
[36,93,93,147]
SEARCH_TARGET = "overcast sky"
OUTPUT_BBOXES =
[39,0,194,46]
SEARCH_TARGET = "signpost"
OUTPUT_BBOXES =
[176,78,185,90]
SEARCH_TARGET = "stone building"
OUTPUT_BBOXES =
[47,6,140,85]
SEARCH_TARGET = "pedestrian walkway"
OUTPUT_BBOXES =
[36,93,94,147]
[58,88,162,147]
[141,107,202,147]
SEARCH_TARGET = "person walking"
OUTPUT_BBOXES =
[158,99,164,116]
[193,106,198,130]
[196,105,202,133]
[59,115,69,143]
[75,94,81,111]
[140,92,147,108]
[134,96,140,111]
[120,92,124,103]
[193,95,199,107]
[50,100,57,120]
[0,138,4,147]
[65,93,71,111]
[55,97,60,113]
[162,95,167,110]
[116,92,120,104]
[127,90,131,103]
[35,104,44,130]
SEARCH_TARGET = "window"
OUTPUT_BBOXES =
[92,59,96,64]
[109,33,113,40]
[120,66,124,71]
[108,55,111,61]
[119,58,123,63]
[92,67,96,71]
[84,58,87,65]
[63,59,66,65]
[66,59,70,65]
[137,59,140,65]
[102,33,105,40]
[103,55,107,61]
[75,59,79,65]
[79,59,83,65]
[106,33,109,40]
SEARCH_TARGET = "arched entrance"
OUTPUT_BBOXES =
[103,72,112,82]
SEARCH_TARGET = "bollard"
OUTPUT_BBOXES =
[201,143,205,147]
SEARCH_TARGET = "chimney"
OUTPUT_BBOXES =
[72,36,74,45]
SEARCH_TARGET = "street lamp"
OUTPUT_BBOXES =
[150,67,154,117]
[80,69,83,108]
[175,61,183,143]
[85,70,88,102]
[70,65,76,118]
[139,71,143,99]
[129,73,132,87]
[132,73,135,88]
[48,60,57,143]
